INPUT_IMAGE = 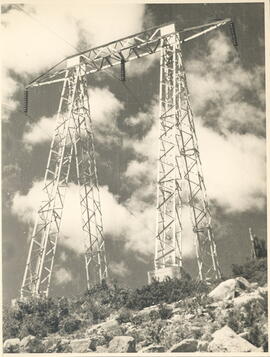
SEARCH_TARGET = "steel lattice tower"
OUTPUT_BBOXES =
[21,19,234,297]
[21,61,108,298]
[154,26,221,282]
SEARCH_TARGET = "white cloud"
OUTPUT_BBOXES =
[2,4,145,119]
[22,86,124,148]
[110,261,130,277]
[11,181,155,256]
[69,4,145,48]
[23,115,56,147]
[126,116,266,214]
[124,100,159,162]
[125,53,159,77]
[1,69,19,121]
[122,31,266,214]
[54,267,72,285]
[186,32,265,135]
[89,87,124,127]
[197,121,266,212]
[59,252,67,262]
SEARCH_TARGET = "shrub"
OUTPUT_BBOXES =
[116,308,133,324]
[125,276,209,310]
[248,323,268,351]
[160,322,187,349]
[144,320,167,345]
[222,298,267,349]
[3,307,22,340]
[232,257,267,286]
[61,318,81,334]
[19,315,48,339]
[131,314,144,326]
[149,309,160,321]
[157,304,173,320]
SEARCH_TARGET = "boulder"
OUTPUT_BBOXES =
[88,332,107,347]
[43,338,71,353]
[209,279,237,300]
[235,277,251,290]
[238,331,249,340]
[250,282,259,289]
[198,340,209,352]
[3,338,20,353]
[88,335,108,351]
[185,313,195,319]
[208,326,260,352]
[20,335,45,353]
[87,318,121,336]
[258,286,268,299]
[138,344,165,353]
[96,345,108,352]
[70,338,91,353]
[169,339,198,352]
[108,336,136,353]
[43,338,59,353]
[209,278,250,301]
[233,291,264,308]
[98,318,119,331]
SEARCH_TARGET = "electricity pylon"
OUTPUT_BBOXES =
[154,26,221,282]
[22,18,234,297]
[21,63,108,298]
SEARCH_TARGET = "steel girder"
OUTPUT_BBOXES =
[26,19,231,89]
[21,64,108,298]
[155,32,221,281]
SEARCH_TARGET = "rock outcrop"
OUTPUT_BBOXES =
[20,335,44,353]
[208,277,250,301]
[138,344,165,353]
[169,339,198,352]
[108,336,136,353]
[3,278,267,353]
[208,326,260,352]
[233,291,264,308]
[3,338,20,353]
[70,338,91,353]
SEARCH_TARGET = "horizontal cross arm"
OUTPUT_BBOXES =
[26,18,231,88]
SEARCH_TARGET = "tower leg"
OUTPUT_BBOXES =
[151,32,221,284]
[71,63,108,289]
[21,69,78,298]
[175,35,221,281]
[151,33,183,283]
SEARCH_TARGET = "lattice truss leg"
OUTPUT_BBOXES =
[155,33,221,281]
[21,64,108,298]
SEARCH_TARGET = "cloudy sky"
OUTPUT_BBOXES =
[2,2,267,304]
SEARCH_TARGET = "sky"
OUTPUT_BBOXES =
[1,1,267,304]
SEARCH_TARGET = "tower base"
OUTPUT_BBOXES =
[148,266,182,284]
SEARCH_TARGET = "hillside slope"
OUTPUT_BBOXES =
[3,259,268,353]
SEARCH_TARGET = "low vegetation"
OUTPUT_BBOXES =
[3,273,209,341]
[3,256,267,352]
[232,257,267,286]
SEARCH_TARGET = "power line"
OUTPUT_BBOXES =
[11,5,154,236]
[14,4,146,110]
[13,4,79,53]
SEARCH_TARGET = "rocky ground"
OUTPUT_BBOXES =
[3,277,268,353]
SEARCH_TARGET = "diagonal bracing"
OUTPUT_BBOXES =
[155,28,221,281]
[21,63,108,298]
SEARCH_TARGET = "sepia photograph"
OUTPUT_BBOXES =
[1,0,269,354]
